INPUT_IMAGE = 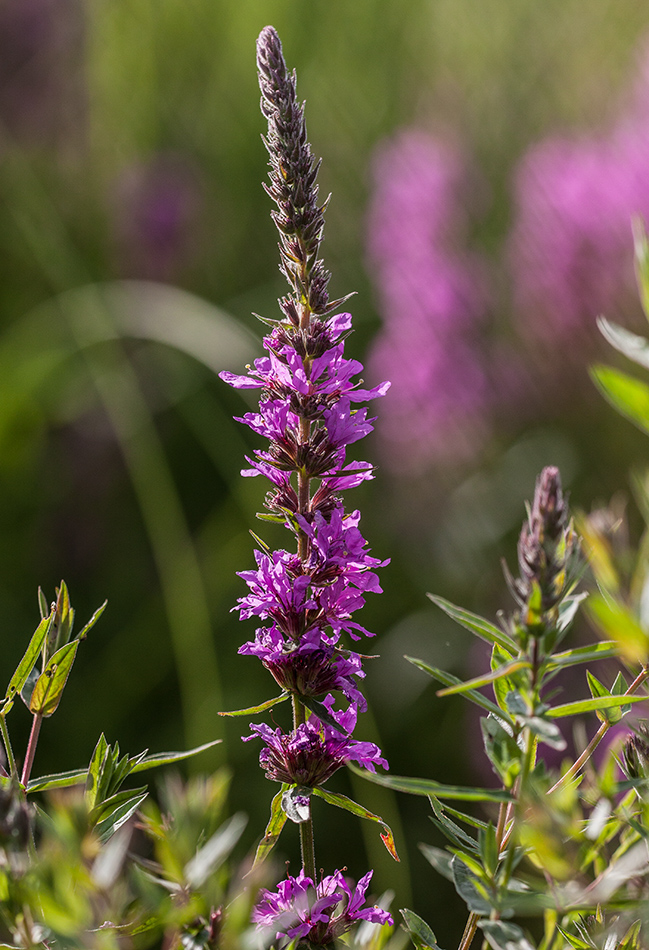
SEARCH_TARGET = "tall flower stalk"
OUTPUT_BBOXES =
[220,25,394,946]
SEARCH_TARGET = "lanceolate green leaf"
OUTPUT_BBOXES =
[543,642,619,671]
[406,657,513,724]
[76,600,108,641]
[95,790,148,843]
[253,786,288,868]
[347,763,511,802]
[1,616,50,715]
[312,786,399,861]
[130,740,222,772]
[218,694,289,717]
[548,694,648,719]
[427,595,517,652]
[26,739,222,794]
[29,640,79,717]
[26,767,87,794]
[590,364,649,438]
[436,660,531,698]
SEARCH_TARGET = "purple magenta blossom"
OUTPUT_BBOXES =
[245,695,388,786]
[365,129,492,474]
[253,868,393,946]
[239,627,367,710]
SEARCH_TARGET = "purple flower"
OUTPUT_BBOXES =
[253,868,393,945]
[239,627,367,710]
[509,47,649,355]
[245,695,388,786]
[365,129,492,474]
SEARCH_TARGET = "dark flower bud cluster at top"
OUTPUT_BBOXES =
[221,26,393,945]
[623,724,649,780]
[505,466,580,635]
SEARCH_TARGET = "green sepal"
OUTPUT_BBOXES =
[400,910,443,950]
[312,786,399,861]
[218,693,289,717]
[548,693,647,718]
[253,785,289,868]
[427,595,517,652]
[29,639,79,717]
[348,762,512,802]
[406,657,512,724]
[0,615,50,716]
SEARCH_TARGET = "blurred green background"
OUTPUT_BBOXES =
[2,0,649,943]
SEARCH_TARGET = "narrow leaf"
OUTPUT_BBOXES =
[29,639,79,717]
[86,733,109,809]
[76,600,108,641]
[95,791,148,843]
[26,767,87,794]
[548,694,648,719]
[184,813,247,887]
[544,642,619,670]
[590,364,649,438]
[400,910,442,950]
[436,660,531,698]
[347,764,511,802]
[597,316,649,371]
[218,694,289,717]
[253,787,288,868]
[312,786,399,861]
[130,740,222,773]
[406,657,512,723]
[300,694,348,733]
[419,843,454,881]
[427,595,516,652]
[1,616,50,715]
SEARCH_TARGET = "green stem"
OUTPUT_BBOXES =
[547,664,649,795]
[0,715,18,781]
[292,694,317,880]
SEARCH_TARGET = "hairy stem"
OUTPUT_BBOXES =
[548,664,649,795]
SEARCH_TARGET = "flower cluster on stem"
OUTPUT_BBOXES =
[221,25,392,943]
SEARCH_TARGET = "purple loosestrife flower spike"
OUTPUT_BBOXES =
[222,24,391,893]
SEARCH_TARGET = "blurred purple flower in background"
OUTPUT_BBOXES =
[112,155,202,282]
[366,130,492,474]
[510,48,649,354]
